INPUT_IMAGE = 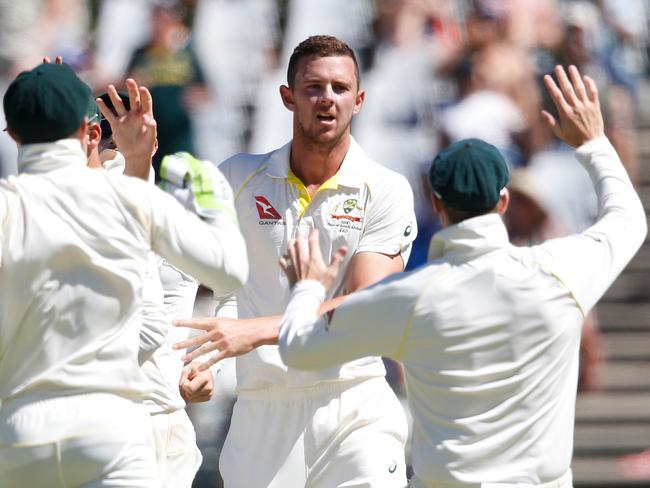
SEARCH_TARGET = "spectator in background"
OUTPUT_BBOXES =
[439,42,536,167]
[127,0,209,177]
[550,1,641,184]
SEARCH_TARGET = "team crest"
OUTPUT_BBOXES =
[343,198,357,214]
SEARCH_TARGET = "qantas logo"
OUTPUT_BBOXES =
[254,196,282,220]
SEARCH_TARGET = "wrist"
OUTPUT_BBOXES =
[252,317,281,347]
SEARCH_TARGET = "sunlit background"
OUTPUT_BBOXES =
[1,1,649,486]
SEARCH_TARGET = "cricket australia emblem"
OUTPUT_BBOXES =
[327,196,364,233]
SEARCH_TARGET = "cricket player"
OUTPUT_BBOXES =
[94,86,228,486]
[0,62,248,487]
[176,35,417,486]
[276,65,647,488]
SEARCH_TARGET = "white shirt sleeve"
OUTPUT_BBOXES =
[533,136,647,314]
[357,172,417,265]
[147,187,249,296]
[0,191,7,265]
[279,274,417,370]
[138,254,168,364]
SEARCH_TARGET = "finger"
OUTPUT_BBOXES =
[279,255,291,275]
[568,65,587,102]
[308,229,324,263]
[279,255,297,284]
[543,74,572,116]
[107,85,127,117]
[328,246,347,276]
[55,56,63,65]
[43,56,51,64]
[330,246,348,267]
[198,350,228,372]
[181,341,219,363]
[125,78,142,112]
[139,86,154,117]
[540,109,561,138]
[554,65,579,106]
[188,374,209,395]
[287,238,300,275]
[179,363,196,385]
[296,235,309,268]
[174,317,218,332]
[583,75,599,105]
[96,98,117,126]
[173,332,214,352]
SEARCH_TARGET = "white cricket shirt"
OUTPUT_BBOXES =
[220,137,417,390]
[279,137,647,485]
[0,139,248,414]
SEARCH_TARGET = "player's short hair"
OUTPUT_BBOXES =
[287,35,360,89]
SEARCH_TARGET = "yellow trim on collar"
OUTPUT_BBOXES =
[287,168,339,216]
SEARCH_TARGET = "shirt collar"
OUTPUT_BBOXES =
[428,213,510,261]
[17,138,87,174]
[265,137,368,190]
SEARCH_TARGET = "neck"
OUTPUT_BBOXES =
[87,148,102,169]
[289,133,351,193]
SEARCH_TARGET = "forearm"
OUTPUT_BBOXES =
[540,136,647,312]
[279,280,337,370]
[153,205,249,295]
[243,295,348,347]
[122,151,153,181]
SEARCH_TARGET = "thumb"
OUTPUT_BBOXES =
[329,246,347,271]
[187,375,208,394]
[180,362,198,385]
[540,110,561,139]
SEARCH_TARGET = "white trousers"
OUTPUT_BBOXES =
[0,393,158,488]
[220,377,408,488]
[151,408,203,488]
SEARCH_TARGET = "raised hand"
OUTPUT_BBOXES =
[279,230,347,290]
[96,78,157,179]
[541,65,605,148]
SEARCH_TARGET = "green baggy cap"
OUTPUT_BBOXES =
[428,138,509,212]
[3,63,93,144]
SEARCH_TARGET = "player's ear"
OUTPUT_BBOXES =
[279,85,295,112]
[87,123,102,152]
[495,188,510,214]
[4,127,20,143]
[431,192,449,227]
[352,89,365,115]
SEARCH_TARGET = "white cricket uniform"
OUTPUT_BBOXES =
[218,137,417,487]
[105,154,220,487]
[279,137,647,488]
[0,139,248,487]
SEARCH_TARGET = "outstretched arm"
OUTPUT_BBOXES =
[536,65,646,313]
[174,241,403,371]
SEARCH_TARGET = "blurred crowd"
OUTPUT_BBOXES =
[2,0,648,257]
[1,0,649,483]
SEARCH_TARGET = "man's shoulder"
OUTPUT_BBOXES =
[218,150,275,187]
[353,151,413,197]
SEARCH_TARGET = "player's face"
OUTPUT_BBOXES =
[284,55,364,148]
